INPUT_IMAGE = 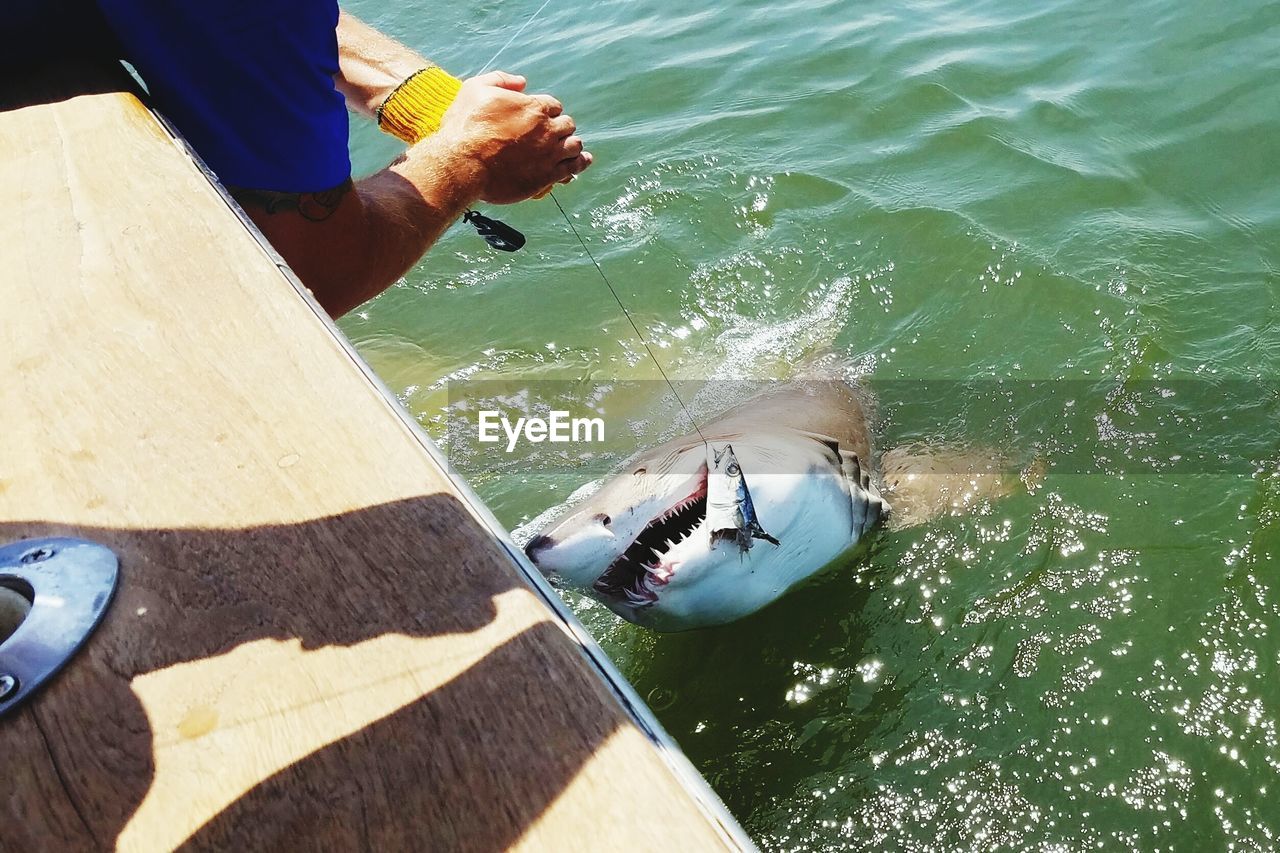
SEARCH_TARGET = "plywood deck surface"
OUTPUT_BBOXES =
[0,63,742,851]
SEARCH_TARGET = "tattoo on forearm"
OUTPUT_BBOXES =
[230,179,354,222]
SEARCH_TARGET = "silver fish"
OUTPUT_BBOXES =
[707,443,780,551]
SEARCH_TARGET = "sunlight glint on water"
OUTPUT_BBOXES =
[340,0,1280,847]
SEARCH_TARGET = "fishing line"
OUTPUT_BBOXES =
[475,0,555,75]
[468,0,711,446]
[546,192,709,446]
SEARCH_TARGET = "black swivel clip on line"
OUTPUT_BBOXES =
[464,209,526,252]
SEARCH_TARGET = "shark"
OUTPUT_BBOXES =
[524,379,1013,631]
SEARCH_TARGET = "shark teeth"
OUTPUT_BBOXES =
[623,584,659,605]
[646,563,674,584]
[660,495,701,522]
[594,470,710,604]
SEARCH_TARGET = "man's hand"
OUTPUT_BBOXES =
[244,14,596,317]
[437,71,592,204]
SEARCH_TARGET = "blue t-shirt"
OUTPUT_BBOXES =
[95,0,352,193]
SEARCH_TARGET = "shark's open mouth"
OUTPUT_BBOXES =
[594,467,708,605]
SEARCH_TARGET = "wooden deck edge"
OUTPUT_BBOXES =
[145,102,756,852]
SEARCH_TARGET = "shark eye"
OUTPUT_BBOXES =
[727,462,740,476]
[632,467,647,476]
[594,513,612,527]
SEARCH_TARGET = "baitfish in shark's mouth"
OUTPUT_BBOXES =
[593,465,709,605]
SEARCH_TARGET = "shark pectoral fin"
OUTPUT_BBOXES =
[880,444,1018,530]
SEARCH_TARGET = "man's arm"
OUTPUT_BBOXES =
[238,14,590,317]
[333,11,427,118]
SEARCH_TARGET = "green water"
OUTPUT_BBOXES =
[340,0,1280,847]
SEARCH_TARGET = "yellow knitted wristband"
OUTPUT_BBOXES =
[376,66,463,144]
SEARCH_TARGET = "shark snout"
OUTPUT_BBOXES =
[525,512,615,563]
[524,534,554,561]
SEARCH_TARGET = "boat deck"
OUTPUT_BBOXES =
[0,62,745,851]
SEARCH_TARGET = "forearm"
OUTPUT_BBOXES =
[356,152,474,286]
[242,16,591,317]
[341,140,483,311]
[335,10,437,118]
[240,138,481,317]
